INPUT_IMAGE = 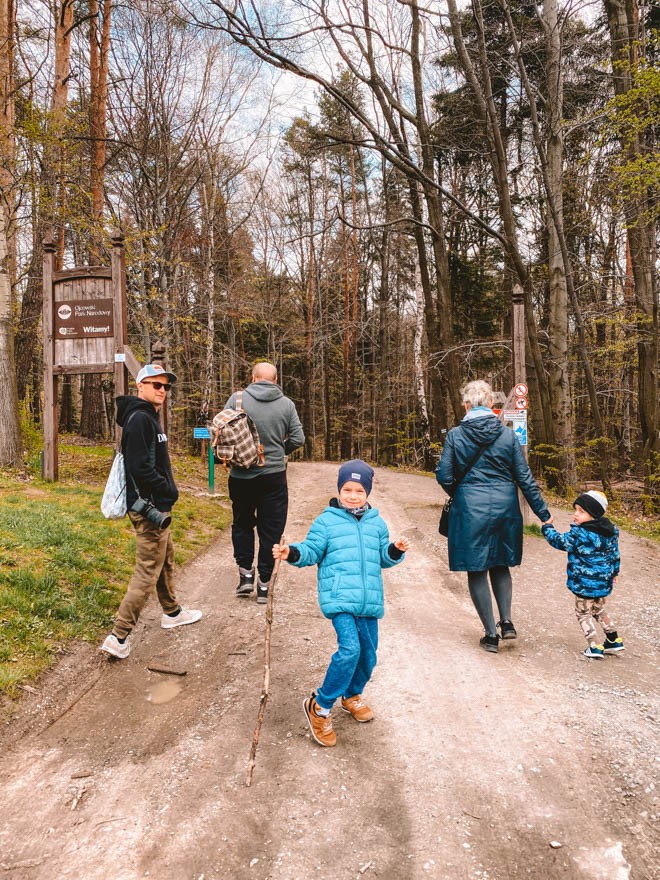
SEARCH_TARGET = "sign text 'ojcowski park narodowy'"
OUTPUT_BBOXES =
[54,299,114,339]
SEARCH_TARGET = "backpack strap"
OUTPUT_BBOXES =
[235,390,243,411]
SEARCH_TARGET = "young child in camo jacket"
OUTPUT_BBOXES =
[541,490,623,660]
[273,460,409,748]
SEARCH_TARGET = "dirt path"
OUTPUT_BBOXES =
[0,463,658,880]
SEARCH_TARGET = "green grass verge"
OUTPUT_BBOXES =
[0,447,230,696]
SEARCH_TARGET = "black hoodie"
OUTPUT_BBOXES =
[116,395,179,512]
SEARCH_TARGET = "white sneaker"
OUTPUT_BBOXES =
[100,633,131,659]
[160,607,203,629]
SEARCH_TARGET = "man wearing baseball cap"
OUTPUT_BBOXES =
[101,363,202,659]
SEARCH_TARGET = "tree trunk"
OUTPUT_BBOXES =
[542,0,576,491]
[414,264,433,469]
[604,0,658,499]
[15,0,74,400]
[80,0,113,439]
[0,0,21,465]
[447,0,555,441]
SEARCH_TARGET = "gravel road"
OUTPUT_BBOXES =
[0,462,657,880]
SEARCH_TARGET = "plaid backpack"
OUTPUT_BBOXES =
[210,391,265,470]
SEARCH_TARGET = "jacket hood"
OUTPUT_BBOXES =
[244,381,284,403]
[581,517,617,538]
[115,395,156,426]
[459,411,504,446]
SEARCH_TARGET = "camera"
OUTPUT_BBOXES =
[131,497,172,529]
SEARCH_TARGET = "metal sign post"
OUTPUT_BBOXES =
[193,427,214,493]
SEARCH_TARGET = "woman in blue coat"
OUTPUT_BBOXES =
[436,380,551,653]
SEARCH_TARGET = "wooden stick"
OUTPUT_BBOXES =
[246,543,283,787]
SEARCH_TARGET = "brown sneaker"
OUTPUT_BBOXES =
[303,695,337,747]
[340,694,374,723]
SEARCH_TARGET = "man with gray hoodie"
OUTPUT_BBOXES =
[225,362,305,603]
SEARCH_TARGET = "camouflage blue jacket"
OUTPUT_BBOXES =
[541,519,620,598]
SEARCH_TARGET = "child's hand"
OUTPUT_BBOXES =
[394,536,410,553]
[273,542,290,560]
[544,515,554,525]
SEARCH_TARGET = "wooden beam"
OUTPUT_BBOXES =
[53,363,115,375]
[42,241,58,480]
[53,266,111,281]
[122,345,141,378]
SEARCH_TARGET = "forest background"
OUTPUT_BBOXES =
[0,0,657,510]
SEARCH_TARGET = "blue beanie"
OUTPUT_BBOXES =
[337,459,374,496]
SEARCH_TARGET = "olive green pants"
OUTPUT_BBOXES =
[113,512,179,639]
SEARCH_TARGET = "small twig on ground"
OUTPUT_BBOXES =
[1,856,47,871]
[18,685,39,695]
[146,665,187,676]
[42,669,104,731]
[246,542,283,787]
[70,786,88,811]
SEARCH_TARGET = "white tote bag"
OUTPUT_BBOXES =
[101,452,128,519]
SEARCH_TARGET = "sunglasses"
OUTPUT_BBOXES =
[142,380,172,391]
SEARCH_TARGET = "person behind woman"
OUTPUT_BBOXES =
[436,380,552,653]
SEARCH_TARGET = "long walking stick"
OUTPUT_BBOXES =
[245,540,283,787]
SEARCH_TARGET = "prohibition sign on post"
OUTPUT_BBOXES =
[514,383,528,398]
[515,397,528,410]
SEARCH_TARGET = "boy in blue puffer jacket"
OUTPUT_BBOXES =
[542,490,622,660]
[273,460,409,747]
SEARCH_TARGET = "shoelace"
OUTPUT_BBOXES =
[345,696,367,710]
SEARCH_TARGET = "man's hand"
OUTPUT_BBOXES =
[273,542,290,560]
[544,515,554,525]
[394,536,410,552]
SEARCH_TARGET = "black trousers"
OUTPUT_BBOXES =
[228,470,288,583]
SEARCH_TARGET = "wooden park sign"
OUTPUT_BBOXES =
[42,232,140,480]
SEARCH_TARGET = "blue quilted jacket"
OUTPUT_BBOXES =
[289,503,403,618]
[541,520,620,598]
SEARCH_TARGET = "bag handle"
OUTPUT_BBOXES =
[451,440,490,493]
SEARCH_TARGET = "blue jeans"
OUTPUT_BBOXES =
[316,613,379,711]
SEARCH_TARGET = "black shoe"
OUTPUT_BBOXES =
[256,579,269,604]
[479,634,499,653]
[498,619,517,640]
[236,568,255,597]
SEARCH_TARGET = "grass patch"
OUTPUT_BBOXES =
[0,446,230,696]
[523,523,544,538]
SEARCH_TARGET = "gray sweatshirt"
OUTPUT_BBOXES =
[225,381,305,478]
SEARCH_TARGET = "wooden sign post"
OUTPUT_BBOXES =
[511,284,530,523]
[42,232,134,480]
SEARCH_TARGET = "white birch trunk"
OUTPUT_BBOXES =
[414,262,431,464]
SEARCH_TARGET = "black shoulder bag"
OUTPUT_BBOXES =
[438,443,489,537]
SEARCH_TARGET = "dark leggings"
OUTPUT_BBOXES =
[467,566,513,637]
